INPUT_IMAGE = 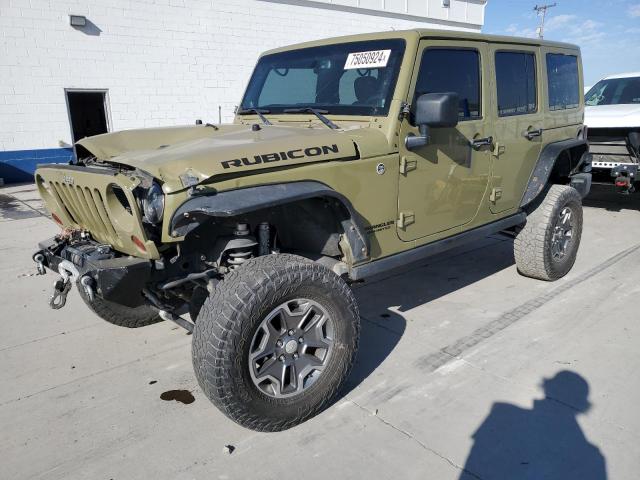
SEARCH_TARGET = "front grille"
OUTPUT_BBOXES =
[48,182,120,245]
[35,165,159,259]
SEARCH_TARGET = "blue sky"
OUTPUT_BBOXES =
[483,0,640,86]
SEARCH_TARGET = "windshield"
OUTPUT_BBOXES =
[240,39,406,116]
[585,77,640,106]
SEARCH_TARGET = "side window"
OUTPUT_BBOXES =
[495,51,537,116]
[414,48,481,121]
[546,53,580,111]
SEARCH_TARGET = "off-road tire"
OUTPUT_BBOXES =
[514,184,583,281]
[192,254,360,432]
[77,285,162,328]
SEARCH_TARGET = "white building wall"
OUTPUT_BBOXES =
[0,0,485,153]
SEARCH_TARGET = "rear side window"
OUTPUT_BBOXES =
[414,48,481,121]
[546,53,580,111]
[495,52,537,116]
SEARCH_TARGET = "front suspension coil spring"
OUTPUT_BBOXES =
[226,248,253,268]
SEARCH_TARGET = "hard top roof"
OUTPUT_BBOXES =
[262,28,580,56]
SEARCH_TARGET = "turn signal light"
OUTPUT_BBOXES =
[51,213,63,226]
[131,235,147,253]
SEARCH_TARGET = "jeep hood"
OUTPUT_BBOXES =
[77,124,389,193]
[585,104,640,129]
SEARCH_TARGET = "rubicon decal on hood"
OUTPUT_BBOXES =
[221,144,339,169]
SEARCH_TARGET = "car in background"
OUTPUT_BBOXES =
[585,72,640,193]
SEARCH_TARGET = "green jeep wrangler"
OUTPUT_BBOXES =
[33,30,591,431]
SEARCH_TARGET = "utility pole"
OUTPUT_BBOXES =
[533,3,557,39]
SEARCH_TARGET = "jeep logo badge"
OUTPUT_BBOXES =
[62,175,74,185]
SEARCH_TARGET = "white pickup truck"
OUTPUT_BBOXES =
[585,72,640,193]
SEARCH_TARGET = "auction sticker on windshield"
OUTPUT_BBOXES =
[344,50,391,70]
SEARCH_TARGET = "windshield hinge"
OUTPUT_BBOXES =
[399,102,411,121]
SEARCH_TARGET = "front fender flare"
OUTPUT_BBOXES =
[169,181,370,263]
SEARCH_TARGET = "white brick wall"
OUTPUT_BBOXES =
[0,0,485,151]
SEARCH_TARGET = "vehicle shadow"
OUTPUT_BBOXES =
[458,371,607,480]
[584,184,640,212]
[355,236,515,313]
[338,236,516,399]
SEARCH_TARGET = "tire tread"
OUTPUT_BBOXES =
[192,254,359,432]
[514,184,583,281]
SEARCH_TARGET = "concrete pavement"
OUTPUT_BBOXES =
[1,183,639,479]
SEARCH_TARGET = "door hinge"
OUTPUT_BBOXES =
[400,156,417,175]
[397,211,415,229]
[490,187,503,204]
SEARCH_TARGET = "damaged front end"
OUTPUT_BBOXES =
[32,122,370,326]
[32,216,280,332]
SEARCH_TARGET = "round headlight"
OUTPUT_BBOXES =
[142,182,165,224]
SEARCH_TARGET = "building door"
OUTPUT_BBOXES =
[397,40,491,242]
[65,90,109,143]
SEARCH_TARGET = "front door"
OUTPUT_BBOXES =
[397,40,491,241]
[487,45,544,213]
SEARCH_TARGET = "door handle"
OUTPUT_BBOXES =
[470,136,493,149]
[524,128,543,140]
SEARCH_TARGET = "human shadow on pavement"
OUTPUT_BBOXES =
[459,371,607,480]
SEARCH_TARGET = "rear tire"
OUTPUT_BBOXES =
[77,285,162,328]
[514,184,583,281]
[192,254,360,431]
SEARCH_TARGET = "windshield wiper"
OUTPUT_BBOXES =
[283,108,339,130]
[237,108,272,126]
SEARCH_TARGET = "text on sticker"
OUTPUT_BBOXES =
[344,50,391,70]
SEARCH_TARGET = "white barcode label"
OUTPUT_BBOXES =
[344,50,391,70]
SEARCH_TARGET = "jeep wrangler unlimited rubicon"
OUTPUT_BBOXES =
[32,30,591,431]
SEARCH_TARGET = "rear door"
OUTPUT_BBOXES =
[488,44,544,213]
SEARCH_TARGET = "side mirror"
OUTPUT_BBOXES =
[405,92,460,150]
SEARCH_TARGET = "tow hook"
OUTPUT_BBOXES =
[33,252,46,276]
[50,278,72,309]
[615,175,635,194]
[49,260,80,310]
[80,275,95,302]
[612,165,637,195]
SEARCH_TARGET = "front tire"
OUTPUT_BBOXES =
[514,184,583,281]
[192,254,360,431]
[77,285,162,328]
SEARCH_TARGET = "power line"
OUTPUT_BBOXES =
[533,3,557,39]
